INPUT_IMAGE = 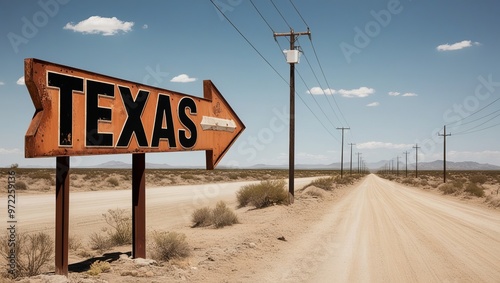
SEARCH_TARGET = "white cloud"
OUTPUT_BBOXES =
[366,102,380,107]
[16,76,25,85]
[170,74,197,83]
[402,92,418,97]
[436,40,480,51]
[142,24,148,29]
[307,87,335,95]
[338,87,374,98]
[388,91,400,96]
[296,152,329,162]
[357,141,413,150]
[64,16,134,36]
[0,81,5,86]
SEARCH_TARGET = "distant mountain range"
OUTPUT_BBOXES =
[21,160,500,170]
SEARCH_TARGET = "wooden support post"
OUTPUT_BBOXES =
[55,156,70,276]
[132,153,146,258]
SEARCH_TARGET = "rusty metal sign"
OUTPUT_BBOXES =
[24,58,245,169]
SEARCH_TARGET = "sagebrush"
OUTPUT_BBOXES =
[149,231,191,262]
[191,201,239,228]
[0,232,53,278]
[237,179,288,208]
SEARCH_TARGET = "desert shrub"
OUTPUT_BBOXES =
[213,176,224,182]
[227,173,239,180]
[236,185,254,207]
[88,232,112,253]
[303,186,325,198]
[149,231,191,262]
[106,177,119,187]
[103,208,132,246]
[237,179,288,208]
[485,195,500,207]
[191,202,239,228]
[180,174,195,180]
[438,183,459,195]
[419,179,429,187]
[68,235,83,251]
[401,178,414,185]
[211,201,239,228]
[308,177,334,191]
[464,182,484,197]
[469,174,488,185]
[335,175,353,185]
[0,232,54,277]
[15,181,28,190]
[191,207,213,228]
[87,260,111,276]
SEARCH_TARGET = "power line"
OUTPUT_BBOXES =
[296,38,344,127]
[446,97,500,126]
[270,0,292,29]
[453,112,500,135]
[249,0,340,141]
[289,0,309,28]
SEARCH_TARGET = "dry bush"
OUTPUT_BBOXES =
[103,208,132,246]
[149,231,191,262]
[485,195,500,207]
[15,181,28,190]
[106,177,119,187]
[308,177,335,191]
[303,186,325,198]
[465,182,484,197]
[68,235,83,251]
[212,201,239,228]
[88,232,112,253]
[191,207,213,228]
[87,260,111,276]
[469,174,488,185]
[191,202,239,228]
[0,232,54,277]
[438,183,459,195]
[237,179,288,208]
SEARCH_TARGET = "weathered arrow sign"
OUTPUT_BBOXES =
[24,58,245,169]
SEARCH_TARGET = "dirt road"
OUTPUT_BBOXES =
[254,174,500,282]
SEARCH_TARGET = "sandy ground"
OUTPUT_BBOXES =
[2,174,500,282]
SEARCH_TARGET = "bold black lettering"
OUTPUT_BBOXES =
[47,72,84,146]
[86,80,114,147]
[178,97,197,148]
[151,94,176,148]
[117,86,149,147]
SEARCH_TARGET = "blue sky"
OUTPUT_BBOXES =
[1,0,500,168]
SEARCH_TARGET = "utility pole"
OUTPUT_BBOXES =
[337,127,350,178]
[396,156,400,176]
[438,125,451,183]
[403,151,410,177]
[413,144,421,178]
[348,143,355,175]
[356,152,361,174]
[274,28,311,204]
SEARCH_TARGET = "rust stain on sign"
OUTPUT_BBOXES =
[24,58,245,169]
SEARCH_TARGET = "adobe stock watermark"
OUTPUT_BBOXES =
[7,0,70,54]
[212,0,243,21]
[340,0,404,64]
[414,74,500,161]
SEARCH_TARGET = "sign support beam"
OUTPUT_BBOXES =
[55,156,70,276]
[132,153,146,258]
